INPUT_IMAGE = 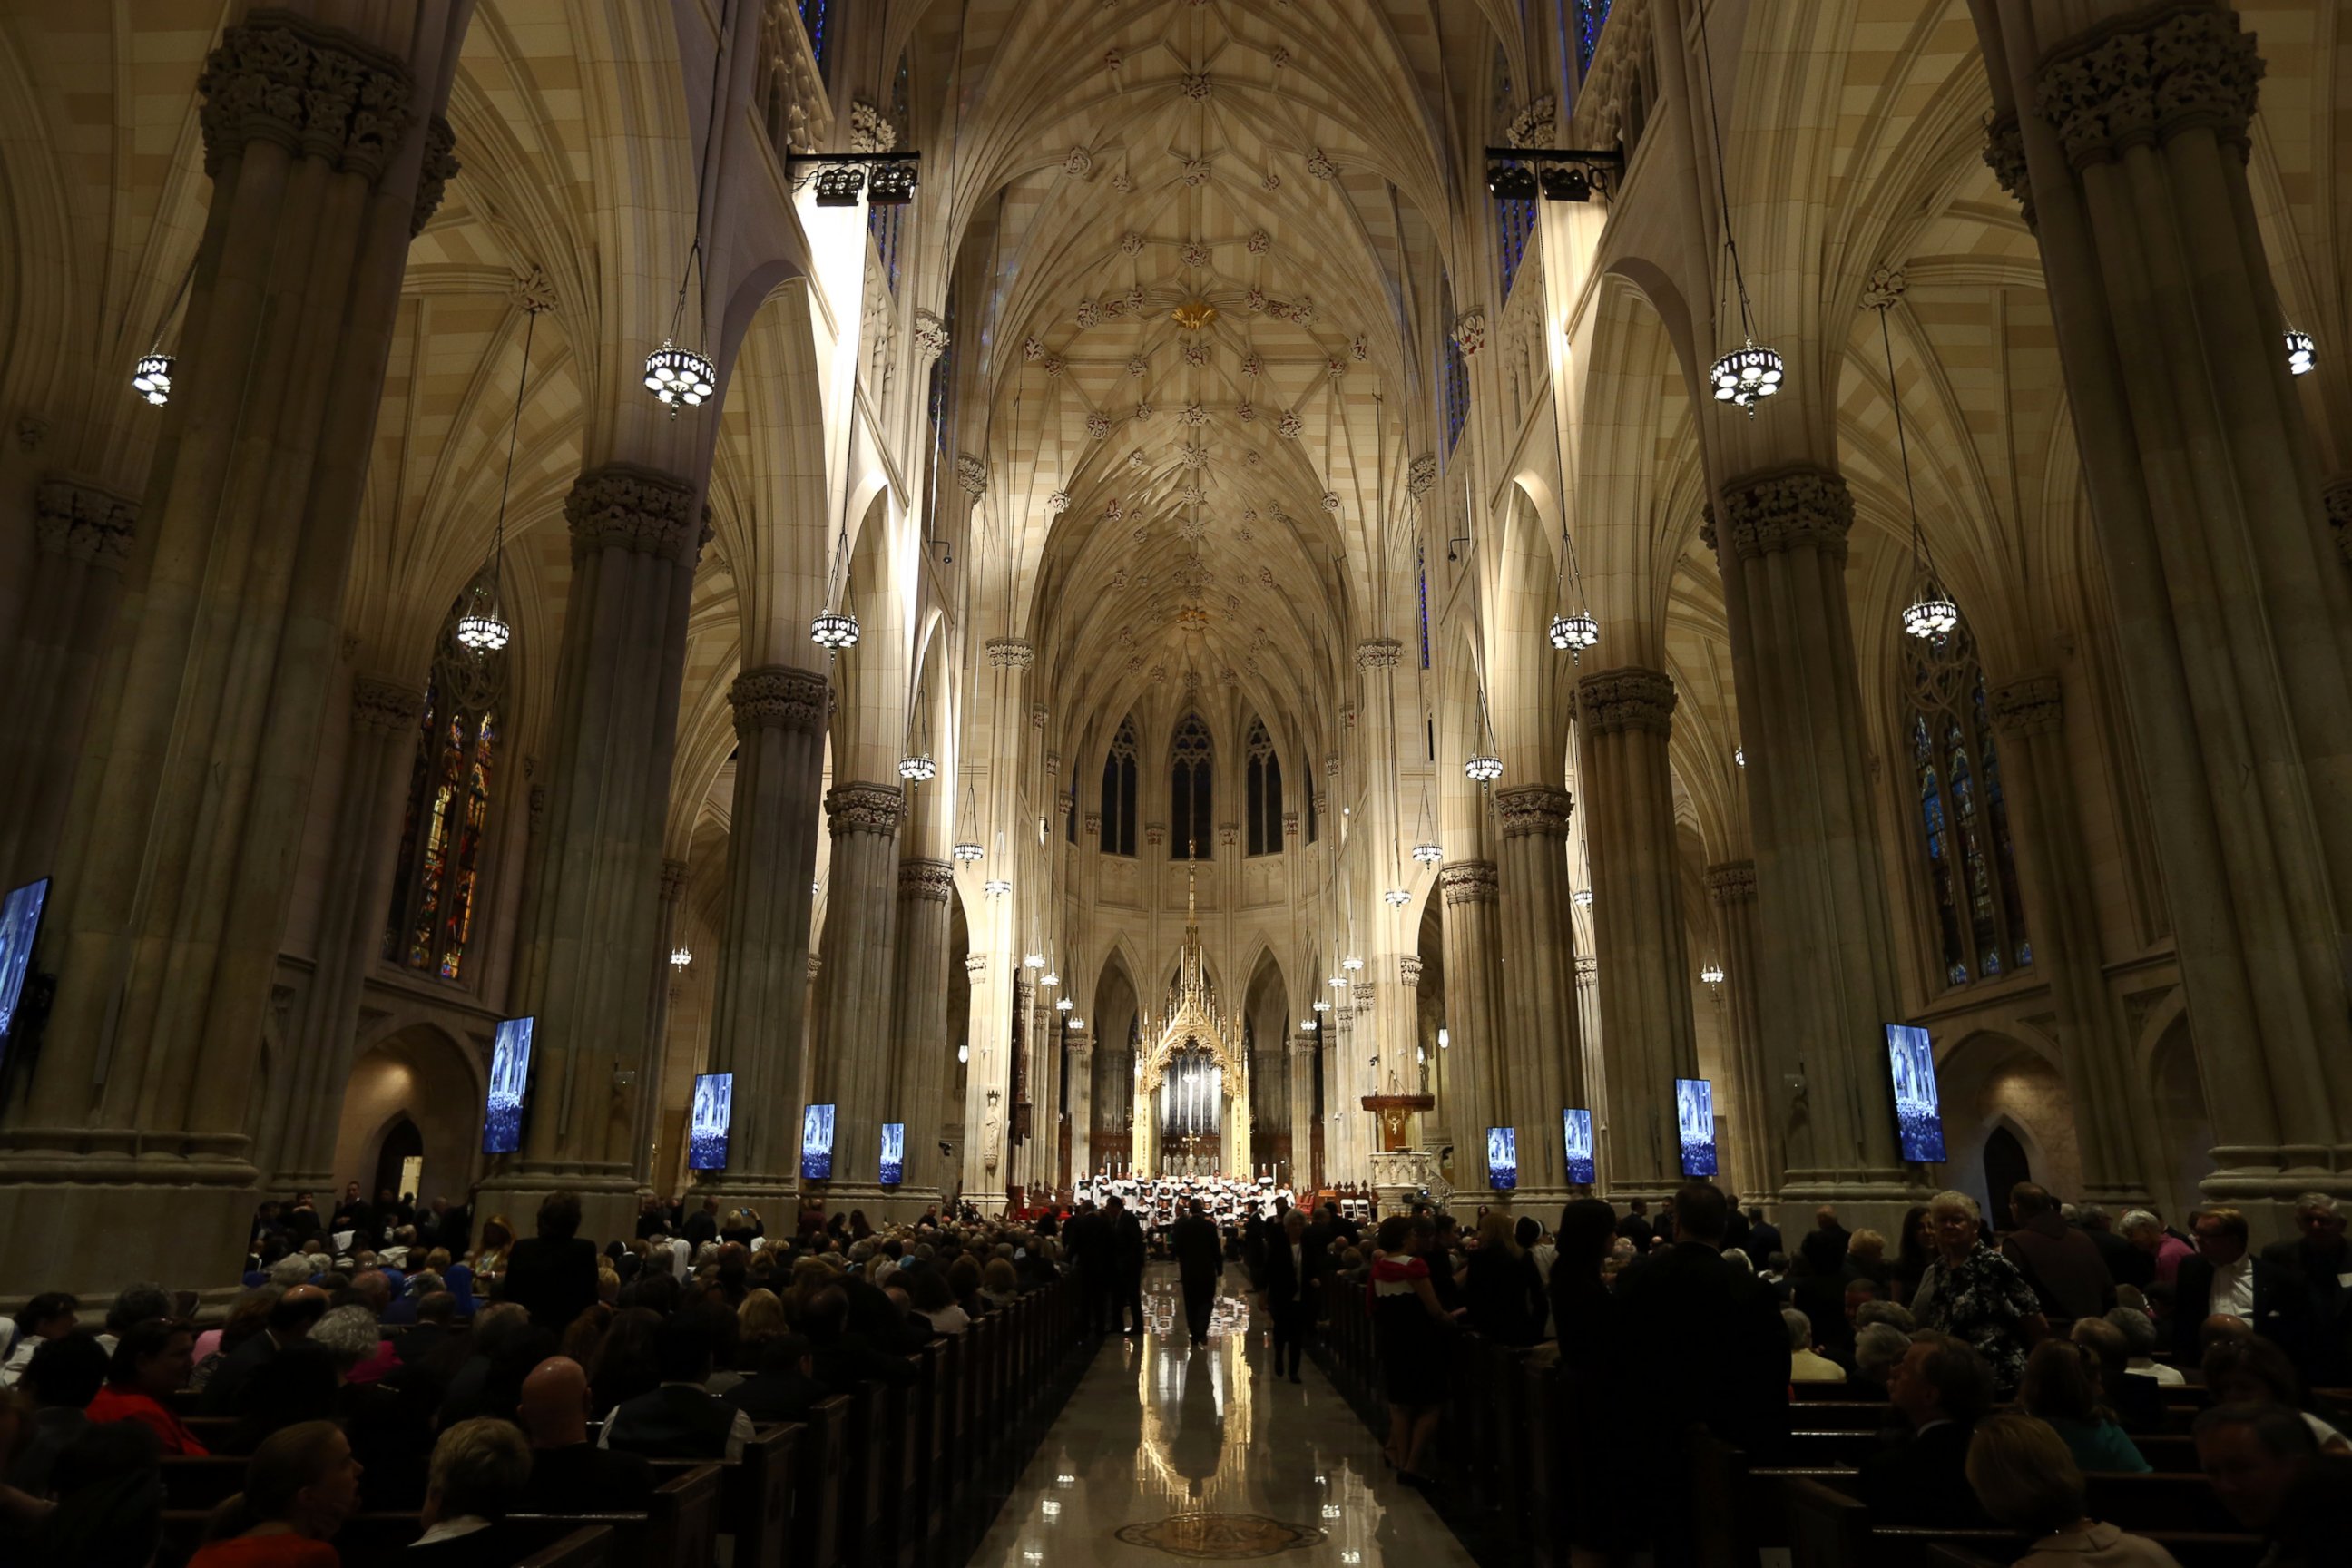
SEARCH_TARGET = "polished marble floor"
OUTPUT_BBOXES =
[970,1266,1478,1565]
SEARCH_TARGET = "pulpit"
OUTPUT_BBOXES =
[1358,1093,1434,1152]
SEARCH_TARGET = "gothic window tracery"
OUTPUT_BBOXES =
[1171,714,1214,859]
[1493,47,1535,299]
[1101,715,1138,855]
[1245,719,1283,855]
[1577,0,1613,74]
[1906,626,2031,989]
[384,593,507,983]
[867,54,909,289]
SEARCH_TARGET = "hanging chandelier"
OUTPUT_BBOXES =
[1069,1017,1086,1032]
[1465,751,1503,784]
[670,945,692,967]
[952,784,984,864]
[1410,787,1443,866]
[811,522,859,648]
[984,877,1012,897]
[1342,954,1363,973]
[1700,962,1725,985]
[1574,841,1594,906]
[1056,995,1074,1013]
[897,753,936,782]
[1877,303,1960,641]
[644,340,716,412]
[1548,611,1599,653]
[132,353,175,407]
[1024,951,1044,970]
[1312,999,1331,1014]
[456,303,541,654]
[1383,887,1412,907]
[1299,1018,1318,1033]
[2286,329,2317,377]
[1573,887,1594,908]
[1695,0,1781,416]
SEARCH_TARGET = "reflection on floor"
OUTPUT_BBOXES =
[970,1265,1477,1565]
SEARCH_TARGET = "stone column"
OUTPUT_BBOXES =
[1494,785,1586,1202]
[1575,668,1698,1200]
[806,781,904,1205]
[0,6,469,1293]
[1988,676,2160,1206]
[1574,954,1605,1155]
[1706,862,1774,1204]
[1067,1040,1093,1184]
[0,478,138,887]
[1025,996,1061,1193]
[1290,1032,1319,1188]
[1707,470,1912,1213]
[890,858,956,1209]
[633,858,690,1190]
[1973,0,2352,1208]
[960,951,997,1203]
[1436,861,1504,1188]
[262,673,426,1190]
[479,465,708,1243]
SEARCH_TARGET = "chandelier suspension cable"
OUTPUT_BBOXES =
[492,304,539,580]
[132,253,203,406]
[1879,302,1958,639]
[644,0,732,411]
[1690,0,1783,411]
[456,303,540,652]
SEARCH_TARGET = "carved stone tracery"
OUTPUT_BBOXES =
[197,8,415,180]
[898,858,956,902]
[1439,860,1501,906]
[349,675,424,736]
[826,781,904,837]
[2034,2,2264,169]
[1991,674,2067,738]
[729,665,830,735]
[1576,667,1677,736]
[34,477,138,571]
[564,464,701,563]
[1705,860,1759,906]
[1495,784,1573,839]
[1717,466,1856,563]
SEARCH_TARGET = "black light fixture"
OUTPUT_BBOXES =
[1485,146,1622,202]
[868,161,916,205]
[814,165,864,206]
[1540,164,1592,202]
[1486,160,1537,201]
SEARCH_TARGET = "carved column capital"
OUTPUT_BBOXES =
[1576,667,1677,736]
[1495,784,1574,838]
[348,674,424,735]
[564,463,701,563]
[411,114,459,234]
[986,638,1034,669]
[807,954,823,983]
[2324,478,2352,566]
[1354,638,1403,671]
[1439,860,1501,906]
[898,858,956,902]
[826,781,904,836]
[730,665,830,736]
[1717,465,1855,562]
[34,477,138,571]
[1575,954,1598,985]
[2034,2,2263,168]
[965,953,989,978]
[1992,673,2067,737]
[659,858,691,903]
[1705,860,1759,906]
[1398,954,1424,987]
[197,9,415,180]
[1983,110,2035,226]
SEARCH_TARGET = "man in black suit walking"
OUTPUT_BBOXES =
[1065,1200,1115,1336]
[1169,1199,1223,1348]
[1613,1182,1791,1465]
[1108,1197,1148,1338]
[1259,1208,1327,1382]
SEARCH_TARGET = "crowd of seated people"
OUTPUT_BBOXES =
[0,1190,1072,1564]
[1323,1180,2352,1567]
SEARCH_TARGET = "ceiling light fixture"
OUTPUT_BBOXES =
[1690,14,1781,414]
[1877,302,1959,641]
[670,946,692,967]
[1700,962,1725,986]
[2287,328,2317,377]
[952,783,984,865]
[456,302,541,655]
[811,520,859,649]
[131,259,196,407]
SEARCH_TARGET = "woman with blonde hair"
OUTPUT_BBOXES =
[1965,1413,2180,1565]
[737,1289,789,1366]
[1464,1209,1544,1346]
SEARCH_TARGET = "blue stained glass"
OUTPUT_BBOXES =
[799,0,830,74]
[1442,338,1469,452]
[1497,197,1535,300]
[1916,715,1966,985]
[1577,0,1613,74]
[1417,548,1430,669]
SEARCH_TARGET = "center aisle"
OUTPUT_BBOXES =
[971,1264,1478,1566]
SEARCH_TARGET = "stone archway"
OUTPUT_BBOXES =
[331,1023,484,1218]
[1932,1030,2079,1216]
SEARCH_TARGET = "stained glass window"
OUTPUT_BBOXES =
[1171,714,1214,860]
[1577,0,1613,74]
[1442,337,1470,453]
[1906,626,2030,990]
[1417,545,1431,669]
[799,0,831,77]
[1246,719,1283,856]
[384,589,507,984]
[867,53,909,291]
[1494,47,1536,301]
[1101,716,1139,856]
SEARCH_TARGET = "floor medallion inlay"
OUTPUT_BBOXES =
[1113,1513,1328,1559]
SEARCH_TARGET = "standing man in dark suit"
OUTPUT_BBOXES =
[681,1195,720,1250]
[2002,1183,2115,1323]
[1613,1183,1791,1466]
[1065,1200,1114,1336]
[1169,1199,1224,1348]
[1258,1208,1326,1383]
[1744,1207,1784,1269]
[2259,1193,2352,1387]
[499,1191,600,1333]
[1108,1197,1148,1338]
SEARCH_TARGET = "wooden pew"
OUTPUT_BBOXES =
[505,1463,722,1568]
[835,1382,887,1568]
[517,1528,618,1568]
[643,1422,799,1568]
[791,1394,852,1568]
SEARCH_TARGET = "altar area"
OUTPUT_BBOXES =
[1129,869,1250,1178]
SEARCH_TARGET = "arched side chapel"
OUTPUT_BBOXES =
[0,0,2345,1295]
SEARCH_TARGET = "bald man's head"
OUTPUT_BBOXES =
[517,1356,591,1449]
